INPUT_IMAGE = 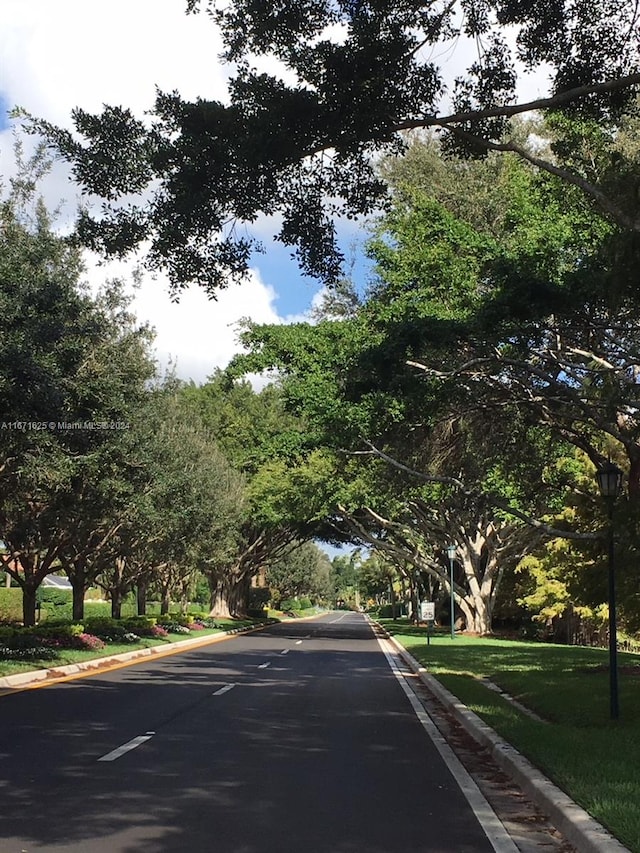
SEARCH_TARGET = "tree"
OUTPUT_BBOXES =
[230,127,628,633]
[366,126,640,510]
[266,540,332,607]
[0,142,156,624]
[93,383,245,619]
[29,2,639,293]
[182,377,326,617]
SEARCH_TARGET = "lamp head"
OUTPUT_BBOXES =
[596,460,624,500]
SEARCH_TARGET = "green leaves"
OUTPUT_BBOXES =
[30,1,639,292]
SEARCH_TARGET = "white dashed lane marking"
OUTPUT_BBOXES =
[98,733,155,762]
[212,683,236,696]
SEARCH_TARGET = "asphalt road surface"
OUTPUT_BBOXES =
[0,612,509,853]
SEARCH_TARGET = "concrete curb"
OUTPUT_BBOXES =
[0,620,276,691]
[380,628,630,853]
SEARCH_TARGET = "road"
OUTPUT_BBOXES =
[0,612,510,853]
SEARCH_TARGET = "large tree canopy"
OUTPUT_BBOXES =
[30,0,640,293]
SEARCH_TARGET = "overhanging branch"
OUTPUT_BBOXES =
[365,442,600,541]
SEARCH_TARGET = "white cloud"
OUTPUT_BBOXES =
[0,0,227,125]
[132,269,282,384]
[83,253,285,384]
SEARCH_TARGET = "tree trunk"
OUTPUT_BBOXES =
[389,582,397,618]
[209,580,232,619]
[161,585,171,615]
[137,580,147,616]
[111,588,123,620]
[72,579,85,622]
[22,584,38,627]
[208,570,250,619]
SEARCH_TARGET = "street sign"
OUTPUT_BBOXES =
[420,601,435,622]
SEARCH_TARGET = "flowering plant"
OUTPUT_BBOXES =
[72,632,106,651]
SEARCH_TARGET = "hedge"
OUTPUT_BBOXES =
[0,588,23,621]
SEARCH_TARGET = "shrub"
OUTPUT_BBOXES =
[280,597,313,613]
[194,617,219,629]
[120,616,157,637]
[70,632,105,651]
[156,614,193,629]
[156,621,191,634]
[83,617,130,641]
[151,624,169,638]
[0,622,84,651]
[248,587,270,609]
[0,588,23,622]
[27,623,84,645]
[0,644,59,661]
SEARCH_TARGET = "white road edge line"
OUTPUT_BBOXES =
[212,683,236,696]
[98,733,154,763]
[258,661,271,669]
[376,636,519,853]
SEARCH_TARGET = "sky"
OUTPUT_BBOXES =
[0,0,364,384]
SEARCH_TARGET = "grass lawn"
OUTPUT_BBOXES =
[381,619,640,852]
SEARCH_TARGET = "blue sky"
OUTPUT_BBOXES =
[0,97,9,131]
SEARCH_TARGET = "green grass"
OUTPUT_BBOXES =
[381,619,640,852]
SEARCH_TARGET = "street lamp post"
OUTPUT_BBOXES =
[446,545,456,641]
[595,460,624,721]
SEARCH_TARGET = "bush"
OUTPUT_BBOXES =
[0,621,84,652]
[0,588,23,622]
[120,616,157,637]
[83,617,131,642]
[26,623,84,645]
[156,614,193,629]
[377,604,407,618]
[37,587,73,621]
[280,597,313,613]
[156,621,191,634]
[0,644,59,661]
[70,633,105,651]
[193,617,220,629]
[247,607,267,618]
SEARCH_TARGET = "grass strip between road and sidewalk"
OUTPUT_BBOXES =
[380,619,640,853]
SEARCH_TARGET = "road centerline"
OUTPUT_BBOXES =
[97,733,154,763]
[212,683,236,696]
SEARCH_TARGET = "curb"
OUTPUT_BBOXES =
[380,628,630,853]
[0,620,277,691]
